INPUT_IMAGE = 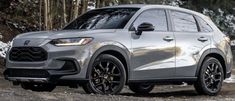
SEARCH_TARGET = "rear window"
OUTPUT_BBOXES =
[171,11,198,32]
[196,16,213,32]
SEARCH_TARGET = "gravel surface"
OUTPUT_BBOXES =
[0,68,234,101]
[0,78,235,101]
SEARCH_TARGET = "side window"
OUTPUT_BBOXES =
[133,9,168,31]
[196,16,213,32]
[171,11,198,32]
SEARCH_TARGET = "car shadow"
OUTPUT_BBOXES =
[120,90,199,97]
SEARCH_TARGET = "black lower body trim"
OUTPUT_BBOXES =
[4,68,78,83]
[226,72,232,78]
[128,77,197,85]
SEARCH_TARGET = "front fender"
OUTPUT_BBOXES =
[85,42,131,80]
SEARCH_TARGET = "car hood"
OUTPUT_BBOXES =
[12,29,116,47]
[15,29,116,39]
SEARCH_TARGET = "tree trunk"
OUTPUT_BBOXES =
[48,0,52,30]
[69,0,74,22]
[82,0,88,14]
[44,0,48,30]
[39,0,42,31]
[96,0,100,8]
[62,0,67,26]
[73,0,80,19]
[101,0,105,7]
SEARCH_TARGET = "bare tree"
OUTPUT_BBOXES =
[96,0,105,8]
[62,0,67,25]
[39,0,42,30]
[95,0,101,8]
[48,0,52,30]
[81,0,88,14]
[44,0,48,30]
[73,0,80,19]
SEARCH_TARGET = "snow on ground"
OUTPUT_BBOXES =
[225,75,235,83]
[0,41,11,59]
[0,32,11,58]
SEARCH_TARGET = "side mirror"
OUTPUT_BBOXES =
[136,22,154,35]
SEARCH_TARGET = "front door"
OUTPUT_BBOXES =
[130,9,176,80]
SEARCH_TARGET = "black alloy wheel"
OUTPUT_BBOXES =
[82,54,126,94]
[194,57,224,96]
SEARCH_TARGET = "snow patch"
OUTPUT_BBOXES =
[0,41,11,59]
[0,33,11,59]
[224,75,235,83]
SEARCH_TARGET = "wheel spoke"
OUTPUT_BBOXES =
[99,63,105,71]
[215,65,219,73]
[102,62,109,73]
[211,63,215,71]
[111,66,116,74]
[102,83,106,94]
[94,68,101,76]
[106,62,110,68]
[109,84,114,92]
[110,73,121,77]
[205,70,210,76]
[204,75,210,81]
[214,78,221,82]
[111,81,120,84]
[92,76,100,80]
[206,82,212,88]
[208,66,212,72]
[212,82,219,91]
[95,83,103,87]
[215,72,221,76]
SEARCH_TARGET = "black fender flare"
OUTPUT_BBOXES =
[86,45,130,81]
[195,48,226,77]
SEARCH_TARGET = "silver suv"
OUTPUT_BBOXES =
[4,5,233,95]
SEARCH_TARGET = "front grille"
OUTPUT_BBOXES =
[5,69,49,78]
[9,47,47,62]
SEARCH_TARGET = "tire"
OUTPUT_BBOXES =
[129,83,154,94]
[81,83,94,94]
[21,83,56,92]
[194,57,224,96]
[82,54,126,94]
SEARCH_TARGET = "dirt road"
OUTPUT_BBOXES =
[0,68,235,101]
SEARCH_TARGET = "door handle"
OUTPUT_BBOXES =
[198,37,208,42]
[163,36,174,42]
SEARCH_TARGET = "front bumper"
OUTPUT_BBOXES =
[4,43,92,83]
[4,58,80,83]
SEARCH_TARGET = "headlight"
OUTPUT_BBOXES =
[50,37,93,46]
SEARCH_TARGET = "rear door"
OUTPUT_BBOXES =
[130,9,176,80]
[171,10,212,77]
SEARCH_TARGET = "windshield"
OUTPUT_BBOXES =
[63,8,139,30]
